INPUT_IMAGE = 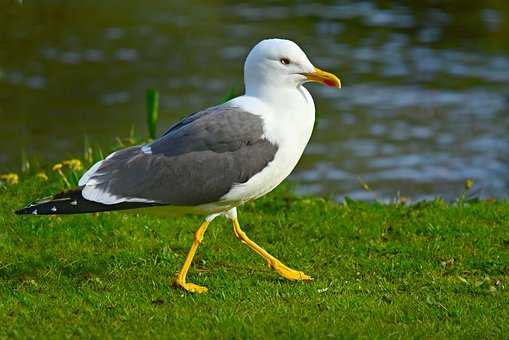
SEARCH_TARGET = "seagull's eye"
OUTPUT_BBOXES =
[280,58,290,65]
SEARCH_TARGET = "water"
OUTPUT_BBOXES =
[1,1,508,201]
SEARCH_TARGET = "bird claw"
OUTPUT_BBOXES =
[269,260,314,281]
[174,278,208,294]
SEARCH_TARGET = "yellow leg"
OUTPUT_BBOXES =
[174,220,210,293]
[232,218,313,281]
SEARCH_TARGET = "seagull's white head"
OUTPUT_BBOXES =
[244,38,341,96]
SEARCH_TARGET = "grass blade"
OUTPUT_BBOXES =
[146,89,159,139]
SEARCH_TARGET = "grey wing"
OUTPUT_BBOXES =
[80,105,278,206]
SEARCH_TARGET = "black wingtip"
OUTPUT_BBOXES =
[15,206,33,215]
[14,188,164,216]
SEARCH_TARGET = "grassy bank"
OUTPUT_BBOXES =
[0,168,508,338]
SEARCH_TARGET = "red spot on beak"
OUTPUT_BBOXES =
[324,79,337,87]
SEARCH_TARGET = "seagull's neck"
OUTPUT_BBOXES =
[245,84,315,119]
[236,84,316,148]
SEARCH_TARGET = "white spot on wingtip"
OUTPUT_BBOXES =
[70,200,77,205]
[32,209,38,215]
[51,206,57,212]
[141,145,152,154]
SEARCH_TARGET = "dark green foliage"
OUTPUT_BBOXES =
[0,173,508,338]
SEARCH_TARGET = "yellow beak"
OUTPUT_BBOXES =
[302,67,341,88]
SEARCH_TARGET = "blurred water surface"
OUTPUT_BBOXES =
[1,1,508,201]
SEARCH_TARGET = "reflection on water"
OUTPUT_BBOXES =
[1,1,508,201]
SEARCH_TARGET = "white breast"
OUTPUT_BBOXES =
[222,86,315,204]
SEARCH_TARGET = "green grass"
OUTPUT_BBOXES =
[0,170,508,338]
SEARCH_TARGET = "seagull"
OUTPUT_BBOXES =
[16,38,341,293]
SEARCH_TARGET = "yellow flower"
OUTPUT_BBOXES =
[36,172,48,181]
[52,163,63,171]
[465,179,474,190]
[62,159,83,171]
[0,173,19,185]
